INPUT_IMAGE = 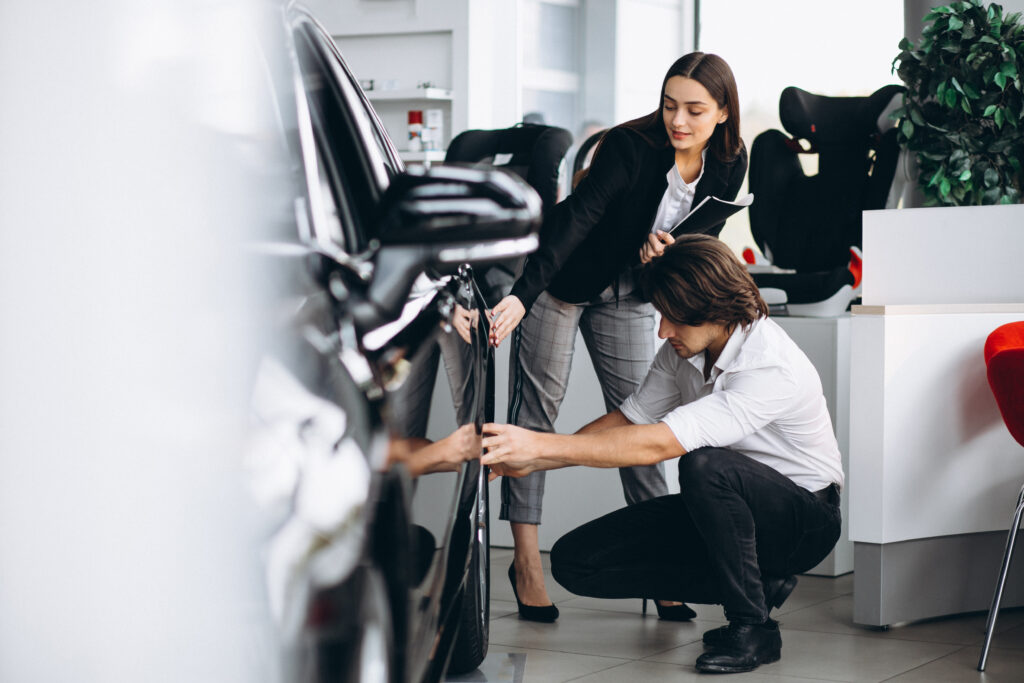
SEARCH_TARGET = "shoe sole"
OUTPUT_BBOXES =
[695,648,781,674]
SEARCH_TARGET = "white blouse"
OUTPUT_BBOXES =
[650,148,706,234]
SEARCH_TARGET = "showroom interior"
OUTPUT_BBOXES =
[2,0,1024,681]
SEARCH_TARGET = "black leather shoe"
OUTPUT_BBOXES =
[508,563,559,622]
[696,619,782,674]
[703,576,796,648]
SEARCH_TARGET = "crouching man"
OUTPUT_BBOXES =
[482,234,842,675]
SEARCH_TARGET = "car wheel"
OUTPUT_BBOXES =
[445,471,490,675]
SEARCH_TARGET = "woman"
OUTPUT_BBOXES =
[489,52,748,622]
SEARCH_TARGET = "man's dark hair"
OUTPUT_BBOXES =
[639,234,767,328]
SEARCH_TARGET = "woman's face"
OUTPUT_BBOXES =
[662,75,727,155]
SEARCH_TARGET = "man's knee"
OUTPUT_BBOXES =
[677,446,719,489]
[550,531,586,592]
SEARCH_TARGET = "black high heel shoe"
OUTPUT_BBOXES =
[508,563,559,623]
[642,598,697,621]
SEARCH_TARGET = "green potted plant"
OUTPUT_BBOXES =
[892,0,1024,206]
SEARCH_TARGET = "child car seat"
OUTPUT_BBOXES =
[747,84,903,315]
[749,84,904,273]
[445,122,573,306]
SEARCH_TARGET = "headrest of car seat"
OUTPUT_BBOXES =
[445,123,573,211]
[779,84,905,147]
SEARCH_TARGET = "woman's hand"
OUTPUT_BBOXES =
[488,295,525,348]
[640,230,675,264]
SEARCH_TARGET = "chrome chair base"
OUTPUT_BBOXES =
[978,482,1024,671]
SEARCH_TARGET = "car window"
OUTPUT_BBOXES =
[293,21,379,253]
[309,23,404,181]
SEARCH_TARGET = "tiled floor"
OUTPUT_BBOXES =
[447,548,1024,682]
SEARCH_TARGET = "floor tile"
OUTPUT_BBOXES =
[646,629,960,682]
[491,599,521,620]
[885,644,1024,682]
[981,615,1024,650]
[780,595,1024,646]
[489,605,709,660]
[477,552,1024,681]
[571,658,839,683]
[445,644,630,683]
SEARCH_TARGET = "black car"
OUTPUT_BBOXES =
[247,4,542,682]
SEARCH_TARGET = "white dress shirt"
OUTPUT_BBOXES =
[650,149,706,234]
[619,317,844,492]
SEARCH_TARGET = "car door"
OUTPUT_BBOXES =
[287,9,490,681]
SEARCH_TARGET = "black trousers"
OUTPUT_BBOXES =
[550,447,841,624]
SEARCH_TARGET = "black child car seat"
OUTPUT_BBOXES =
[748,84,904,274]
[444,122,573,306]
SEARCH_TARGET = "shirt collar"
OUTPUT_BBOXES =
[684,319,753,383]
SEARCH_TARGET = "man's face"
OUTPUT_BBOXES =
[657,315,730,360]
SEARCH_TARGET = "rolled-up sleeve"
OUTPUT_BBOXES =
[619,345,686,425]
[662,364,796,452]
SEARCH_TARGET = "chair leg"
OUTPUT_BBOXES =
[978,484,1024,671]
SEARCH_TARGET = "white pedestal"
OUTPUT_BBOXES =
[773,315,852,576]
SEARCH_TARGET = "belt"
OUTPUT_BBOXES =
[813,483,840,506]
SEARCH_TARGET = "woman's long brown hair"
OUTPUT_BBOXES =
[622,52,743,163]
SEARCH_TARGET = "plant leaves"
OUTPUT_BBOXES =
[995,71,1007,89]
[984,166,1000,187]
[995,107,1005,128]
[949,15,964,30]
[945,88,958,107]
[901,119,915,138]
[984,104,998,116]
[958,168,973,181]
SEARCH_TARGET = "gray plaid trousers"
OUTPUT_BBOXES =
[500,286,668,524]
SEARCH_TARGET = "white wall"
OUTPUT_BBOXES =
[305,0,521,138]
[614,0,684,123]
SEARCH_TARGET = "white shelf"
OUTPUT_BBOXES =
[366,87,453,101]
[399,150,446,163]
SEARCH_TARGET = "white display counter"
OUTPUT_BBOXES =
[850,205,1024,626]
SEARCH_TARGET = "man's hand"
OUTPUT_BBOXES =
[389,424,480,477]
[640,230,675,264]
[488,295,525,348]
[437,424,481,469]
[452,304,478,345]
[481,422,547,477]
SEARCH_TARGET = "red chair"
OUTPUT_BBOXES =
[978,321,1024,671]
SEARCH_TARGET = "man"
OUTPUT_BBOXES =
[482,234,842,675]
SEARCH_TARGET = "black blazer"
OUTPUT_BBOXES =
[510,125,748,312]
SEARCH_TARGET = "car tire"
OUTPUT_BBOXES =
[445,472,490,675]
